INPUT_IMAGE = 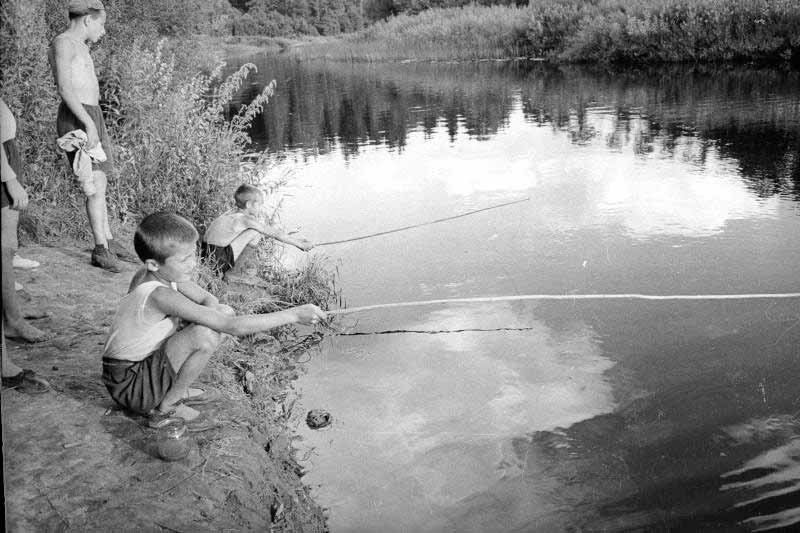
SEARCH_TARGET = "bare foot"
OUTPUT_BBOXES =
[1,360,23,378]
[4,319,52,343]
[170,403,200,421]
[23,308,50,320]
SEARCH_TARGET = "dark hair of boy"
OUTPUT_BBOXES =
[68,0,105,19]
[234,184,262,209]
[68,9,104,20]
[133,212,199,263]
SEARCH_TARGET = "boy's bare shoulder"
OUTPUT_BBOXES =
[50,34,78,57]
[240,213,261,224]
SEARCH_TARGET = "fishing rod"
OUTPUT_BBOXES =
[327,292,800,316]
[315,196,530,246]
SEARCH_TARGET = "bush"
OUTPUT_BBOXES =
[101,39,275,233]
[1,0,274,240]
[294,0,800,63]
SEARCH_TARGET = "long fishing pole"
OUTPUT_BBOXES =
[315,196,530,246]
[328,292,800,316]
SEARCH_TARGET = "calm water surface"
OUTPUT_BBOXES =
[230,57,800,531]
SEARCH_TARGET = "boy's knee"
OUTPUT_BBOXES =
[80,171,106,198]
[192,326,221,352]
[92,171,107,193]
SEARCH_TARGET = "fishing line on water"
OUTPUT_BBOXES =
[315,196,530,246]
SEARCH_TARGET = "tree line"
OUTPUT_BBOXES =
[226,0,523,37]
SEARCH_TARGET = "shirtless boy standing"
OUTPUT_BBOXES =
[48,0,136,272]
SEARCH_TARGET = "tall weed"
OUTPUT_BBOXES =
[102,39,275,233]
[294,4,531,61]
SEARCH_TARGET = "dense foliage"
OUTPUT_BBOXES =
[0,0,271,240]
[292,0,800,63]
[226,0,523,37]
[232,0,365,36]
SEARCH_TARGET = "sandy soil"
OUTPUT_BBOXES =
[2,245,325,531]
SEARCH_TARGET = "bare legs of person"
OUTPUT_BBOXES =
[1,207,49,343]
[2,319,50,393]
[1,322,22,377]
[86,169,112,247]
[86,170,125,272]
[223,229,261,280]
[156,324,222,421]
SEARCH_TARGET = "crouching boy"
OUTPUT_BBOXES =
[102,212,326,428]
[202,184,314,279]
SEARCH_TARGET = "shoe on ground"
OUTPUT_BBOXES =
[13,254,40,269]
[107,240,139,263]
[1,369,50,394]
[91,246,123,273]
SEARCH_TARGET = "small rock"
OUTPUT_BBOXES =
[243,371,256,394]
[306,409,332,430]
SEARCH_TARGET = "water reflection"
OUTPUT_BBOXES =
[232,60,800,199]
[721,420,800,531]
[226,55,800,531]
[297,304,615,532]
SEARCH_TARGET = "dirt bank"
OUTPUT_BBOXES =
[2,244,326,531]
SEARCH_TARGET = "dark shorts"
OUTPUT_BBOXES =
[56,101,115,174]
[200,241,235,275]
[102,344,176,415]
[1,138,23,209]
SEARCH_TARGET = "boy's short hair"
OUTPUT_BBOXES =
[68,0,104,19]
[134,212,199,263]
[234,184,263,209]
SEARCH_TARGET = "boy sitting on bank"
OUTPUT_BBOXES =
[202,184,314,279]
[102,212,326,427]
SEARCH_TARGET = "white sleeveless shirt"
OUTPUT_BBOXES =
[103,280,180,361]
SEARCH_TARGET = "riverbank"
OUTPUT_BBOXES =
[286,0,800,64]
[2,244,326,531]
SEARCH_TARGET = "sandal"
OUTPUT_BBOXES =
[178,386,221,407]
[1,369,50,394]
[149,404,218,432]
[147,409,182,429]
[23,309,50,320]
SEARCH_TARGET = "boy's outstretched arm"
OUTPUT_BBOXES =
[150,286,325,337]
[52,38,99,147]
[176,280,219,306]
[243,217,314,251]
[176,280,234,316]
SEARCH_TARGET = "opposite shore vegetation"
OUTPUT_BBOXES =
[1,0,798,528]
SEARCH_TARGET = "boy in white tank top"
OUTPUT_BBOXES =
[102,212,326,428]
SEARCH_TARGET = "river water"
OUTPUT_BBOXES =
[229,56,800,532]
